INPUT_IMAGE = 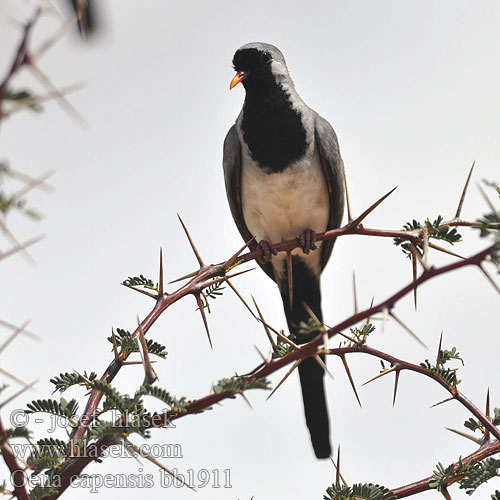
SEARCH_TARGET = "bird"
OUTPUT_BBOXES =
[223,42,345,459]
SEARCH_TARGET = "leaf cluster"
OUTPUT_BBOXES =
[26,398,79,420]
[420,345,463,387]
[198,279,226,313]
[212,376,271,396]
[430,456,500,495]
[50,371,97,393]
[272,331,296,358]
[324,482,395,499]
[27,438,66,475]
[122,274,158,292]
[106,328,167,358]
[474,182,500,270]
[394,215,461,258]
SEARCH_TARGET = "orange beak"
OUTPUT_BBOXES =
[230,72,247,90]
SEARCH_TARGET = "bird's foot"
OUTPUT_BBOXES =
[298,229,318,255]
[257,240,278,263]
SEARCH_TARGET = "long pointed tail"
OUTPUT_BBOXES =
[280,255,331,459]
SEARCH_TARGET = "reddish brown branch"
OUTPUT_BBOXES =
[0,9,41,115]
[0,416,29,500]
[61,224,496,498]
[391,440,500,498]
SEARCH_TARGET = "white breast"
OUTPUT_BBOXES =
[240,144,330,279]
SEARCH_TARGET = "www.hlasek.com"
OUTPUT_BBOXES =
[11,469,232,492]
[10,442,183,460]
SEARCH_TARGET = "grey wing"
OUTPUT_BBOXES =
[223,125,275,280]
[314,114,346,271]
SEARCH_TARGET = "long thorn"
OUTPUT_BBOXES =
[430,396,454,408]
[455,161,475,218]
[362,366,397,386]
[240,392,253,409]
[254,344,271,365]
[158,247,164,296]
[485,388,491,442]
[428,242,465,259]
[137,317,157,385]
[0,219,35,263]
[125,439,195,491]
[226,278,257,318]
[29,64,88,126]
[478,263,500,296]
[335,444,341,484]
[382,308,389,333]
[478,183,497,214]
[251,296,277,348]
[364,296,375,326]
[122,284,157,299]
[349,186,398,228]
[302,301,321,326]
[410,245,418,310]
[343,161,354,223]
[225,268,256,280]
[329,450,348,487]
[195,294,213,349]
[266,359,302,400]
[177,214,205,268]
[0,234,44,263]
[0,320,30,355]
[225,237,256,270]
[340,355,361,408]
[0,366,30,387]
[0,380,37,409]
[168,269,198,284]
[390,311,427,348]
[314,354,333,379]
[422,224,430,269]
[392,370,400,406]
[445,427,483,445]
[0,318,39,340]
[437,331,443,368]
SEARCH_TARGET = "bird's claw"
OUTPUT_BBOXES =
[298,229,317,255]
[258,240,278,263]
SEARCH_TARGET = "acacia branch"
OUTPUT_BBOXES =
[52,240,498,499]
[0,416,29,500]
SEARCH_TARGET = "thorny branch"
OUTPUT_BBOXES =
[52,217,498,499]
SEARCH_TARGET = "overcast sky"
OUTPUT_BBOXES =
[1,1,500,499]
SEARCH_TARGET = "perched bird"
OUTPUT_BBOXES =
[223,42,345,458]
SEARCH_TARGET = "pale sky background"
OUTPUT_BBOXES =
[1,1,500,499]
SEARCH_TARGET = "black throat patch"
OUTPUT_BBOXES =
[241,80,308,173]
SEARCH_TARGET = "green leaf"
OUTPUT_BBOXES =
[122,274,158,292]
[27,439,66,475]
[106,328,167,358]
[26,398,78,420]
[50,371,97,393]
[137,385,189,413]
[459,457,500,495]
[324,482,395,499]
[212,376,271,396]
[6,426,32,440]
[87,420,150,440]
[272,331,296,358]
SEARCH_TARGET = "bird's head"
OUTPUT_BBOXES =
[230,42,291,90]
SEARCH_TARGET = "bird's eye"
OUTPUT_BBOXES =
[261,51,272,64]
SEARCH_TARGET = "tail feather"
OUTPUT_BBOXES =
[280,255,331,459]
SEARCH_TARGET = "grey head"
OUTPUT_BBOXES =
[230,42,294,90]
